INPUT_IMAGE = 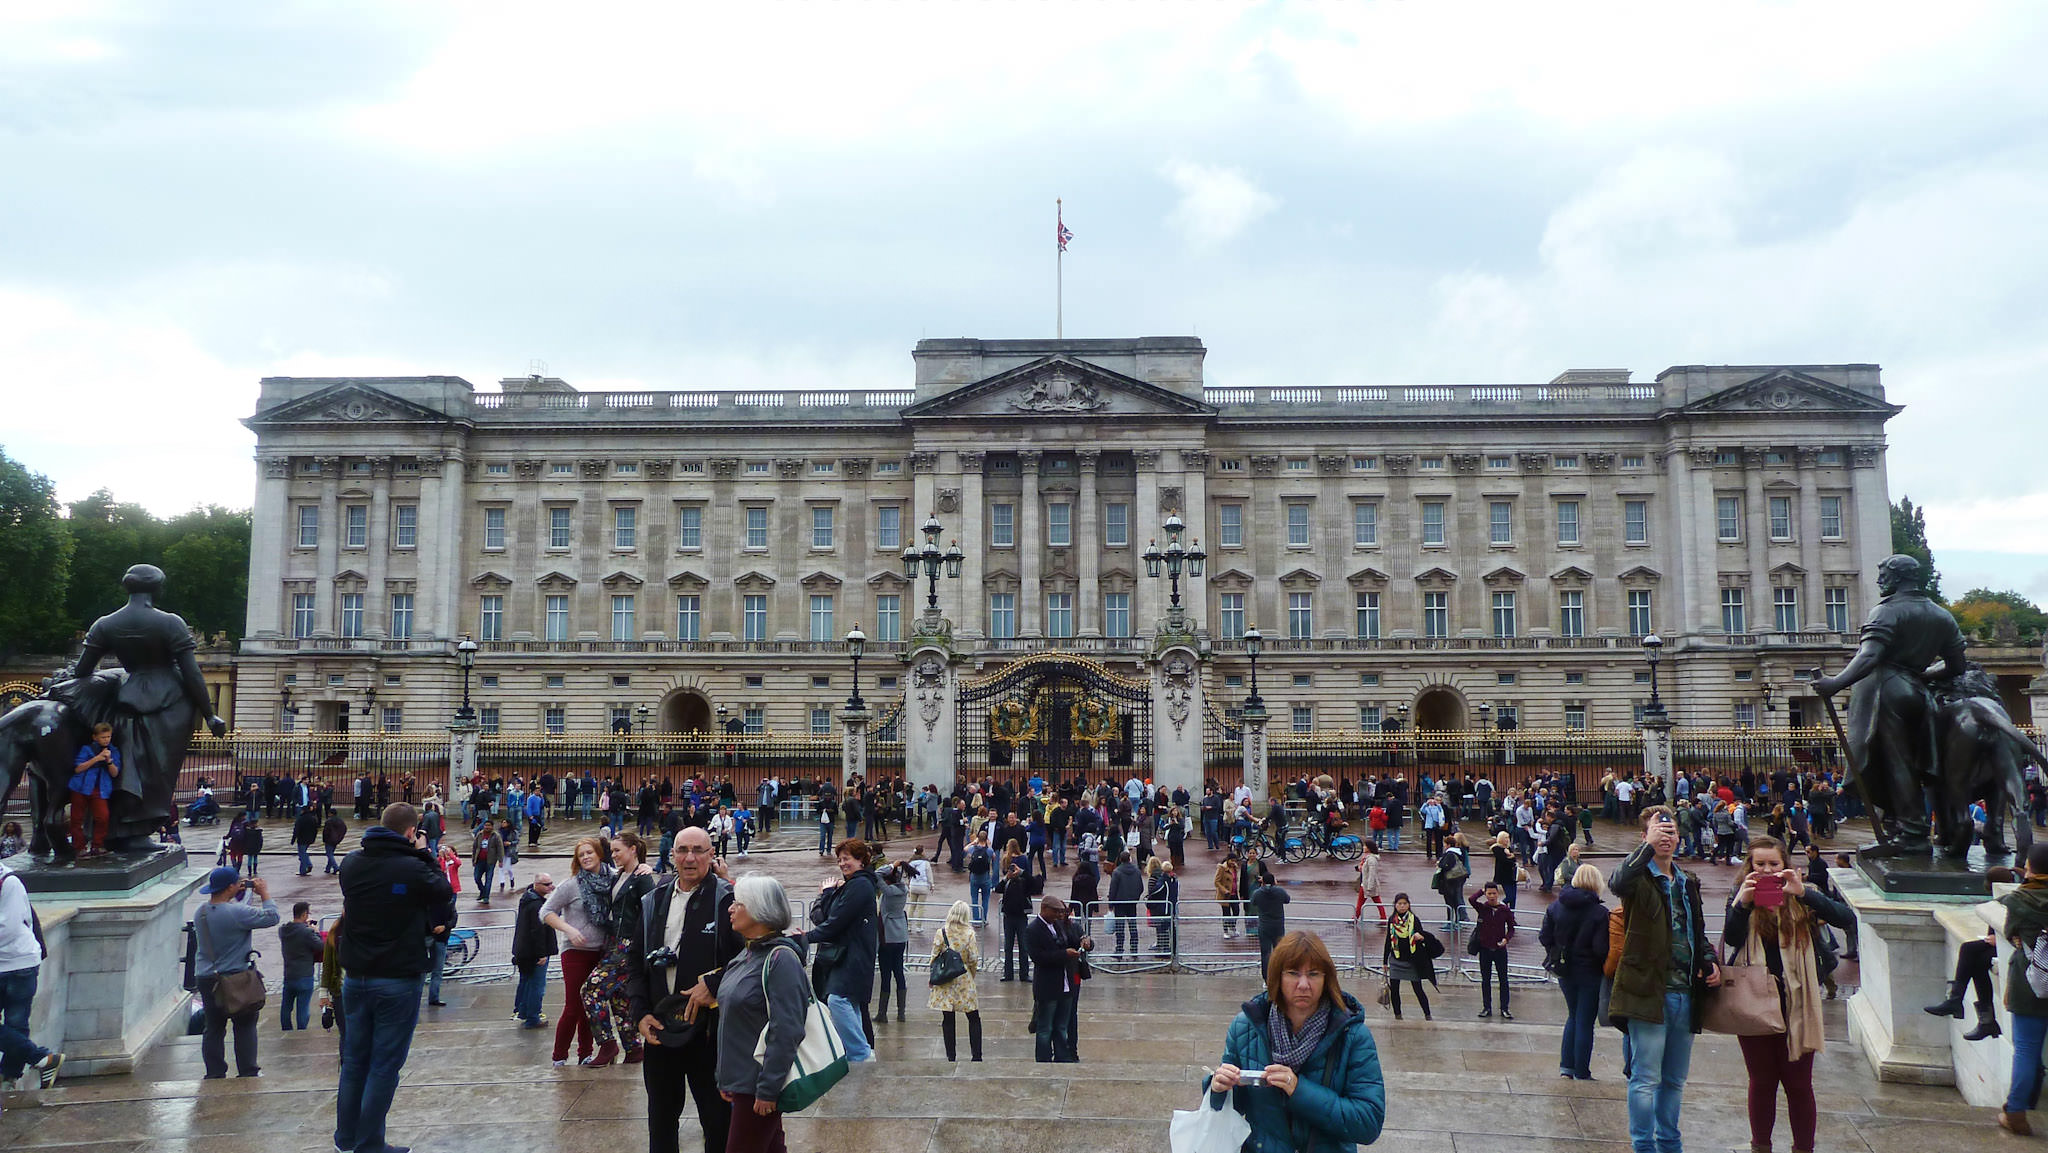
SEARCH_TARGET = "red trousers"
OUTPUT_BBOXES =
[724,1095,787,1153]
[1738,1032,1817,1151]
[553,947,601,1062]
[69,791,110,853]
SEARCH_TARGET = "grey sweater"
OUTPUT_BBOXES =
[716,936,813,1101]
[195,897,281,977]
[879,876,909,945]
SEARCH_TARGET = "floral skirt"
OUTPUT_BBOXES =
[579,940,640,1053]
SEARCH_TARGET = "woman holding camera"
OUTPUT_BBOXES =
[1206,931,1386,1153]
[1722,835,1855,1153]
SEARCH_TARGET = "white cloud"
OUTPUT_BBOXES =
[1162,161,1278,247]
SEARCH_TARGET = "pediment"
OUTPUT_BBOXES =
[536,571,577,589]
[734,571,776,590]
[1770,562,1808,579]
[1483,566,1526,586]
[1550,565,1594,585]
[1208,567,1253,591]
[900,355,1215,421]
[800,571,843,590]
[600,571,644,589]
[866,572,911,589]
[246,382,456,427]
[1618,565,1663,583]
[1414,566,1459,586]
[667,570,709,590]
[1681,370,1900,417]
[471,570,512,590]
[1346,567,1390,589]
[1278,567,1320,587]
[1099,566,1137,584]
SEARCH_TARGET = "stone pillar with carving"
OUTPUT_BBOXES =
[314,457,341,635]
[1018,449,1043,638]
[448,713,480,801]
[1179,448,1210,635]
[1151,645,1204,797]
[250,455,292,637]
[1241,701,1271,804]
[366,457,392,636]
[1076,449,1101,636]
[1640,708,1674,796]
[840,704,870,787]
[905,647,958,793]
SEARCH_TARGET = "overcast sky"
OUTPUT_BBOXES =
[4,2,2046,598]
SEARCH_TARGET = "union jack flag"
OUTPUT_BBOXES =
[1058,213,1073,253]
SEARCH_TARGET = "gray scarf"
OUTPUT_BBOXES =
[576,862,617,932]
[1266,1001,1333,1071]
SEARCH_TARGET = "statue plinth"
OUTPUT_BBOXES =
[10,843,188,894]
[1856,845,2010,897]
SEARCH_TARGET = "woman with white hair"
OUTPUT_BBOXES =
[716,874,810,1153]
[927,900,983,1061]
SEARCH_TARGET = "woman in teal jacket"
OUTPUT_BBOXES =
[1206,930,1386,1152]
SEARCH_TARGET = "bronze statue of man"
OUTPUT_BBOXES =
[1813,554,1967,853]
[70,564,228,849]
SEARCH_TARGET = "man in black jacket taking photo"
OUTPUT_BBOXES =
[334,803,455,1153]
[627,827,743,1153]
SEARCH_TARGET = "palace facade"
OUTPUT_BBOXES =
[236,337,1899,741]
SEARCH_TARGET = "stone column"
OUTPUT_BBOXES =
[1796,447,1823,630]
[1151,646,1204,797]
[709,458,739,639]
[840,706,871,787]
[1076,450,1101,636]
[1689,452,1722,633]
[1134,450,1161,630]
[1241,703,1270,804]
[248,456,291,637]
[905,646,958,793]
[1850,444,1891,616]
[1018,450,1043,638]
[1744,450,1770,632]
[957,451,986,639]
[314,458,340,634]
[415,456,447,639]
[1179,449,1210,635]
[366,458,392,635]
[448,716,480,799]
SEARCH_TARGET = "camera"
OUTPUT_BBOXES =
[1239,1070,1266,1086]
[645,946,678,969]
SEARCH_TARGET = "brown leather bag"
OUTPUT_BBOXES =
[1602,905,1626,979]
[197,906,268,1016]
[1701,961,1785,1036]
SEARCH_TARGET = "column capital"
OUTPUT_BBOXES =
[261,455,293,479]
[1017,449,1042,471]
[1074,449,1100,472]
[909,451,939,475]
[1134,449,1161,471]
[956,450,985,471]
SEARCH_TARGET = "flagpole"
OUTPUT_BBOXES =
[1056,198,1064,339]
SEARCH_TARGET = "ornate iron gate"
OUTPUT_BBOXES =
[956,653,1151,788]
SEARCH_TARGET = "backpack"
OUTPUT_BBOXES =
[968,845,992,875]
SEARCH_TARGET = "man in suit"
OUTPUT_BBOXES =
[1025,896,1090,1063]
[627,827,742,1153]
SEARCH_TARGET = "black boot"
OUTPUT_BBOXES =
[1925,982,1967,1019]
[942,1013,957,1061]
[968,1010,984,1061]
[1965,1003,2004,1041]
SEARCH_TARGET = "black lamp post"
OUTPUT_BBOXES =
[362,686,377,719]
[280,684,294,729]
[845,625,868,711]
[635,703,651,734]
[1760,681,1775,718]
[1642,633,1666,720]
[716,702,730,732]
[1476,701,1492,733]
[455,635,478,722]
[1396,702,1410,731]
[1241,624,1265,721]
[1142,511,1206,621]
[901,515,964,616]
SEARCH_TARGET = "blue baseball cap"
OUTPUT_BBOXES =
[200,866,242,894]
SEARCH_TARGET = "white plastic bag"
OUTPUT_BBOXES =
[1170,1094,1250,1153]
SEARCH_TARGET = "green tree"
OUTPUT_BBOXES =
[0,447,75,658]
[1951,588,2048,643]
[1890,496,1943,602]
[63,489,161,628]
[160,505,251,641]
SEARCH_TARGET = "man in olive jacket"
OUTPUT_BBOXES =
[1608,806,1721,1153]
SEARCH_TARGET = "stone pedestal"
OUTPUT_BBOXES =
[840,706,871,785]
[40,863,209,1076]
[1640,712,1673,795]
[904,643,957,793]
[448,718,480,797]
[1936,901,2012,1106]
[1241,706,1270,802]
[1841,867,1971,1087]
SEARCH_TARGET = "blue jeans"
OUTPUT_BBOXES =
[1202,817,1220,851]
[1032,991,1075,1062]
[1625,991,1696,1153]
[326,843,340,872]
[1051,830,1067,866]
[298,843,313,873]
[282,977,316,1030]
[426,937,448,1003]
[818,823,835,853]
[1386,827,1401,851]
[335,974,425,1153]
[473,863,491,897]
[2007,1012,2048,1114]
[968,874,993,924]
[0,967,45,1080]
[826,994,873,1063]
[514,959,550,1023]
[1559,971,1601,1077]
[582,794,594,820]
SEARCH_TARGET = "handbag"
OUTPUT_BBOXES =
[197,905,268,1016]
[1170,1092,1251,1153]
[1702,944,1787,1037]
[754,945,849,1112]
[928,927,968,987]
[1375,979,1393,1007]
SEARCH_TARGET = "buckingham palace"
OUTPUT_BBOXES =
[234,336,1898,744]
